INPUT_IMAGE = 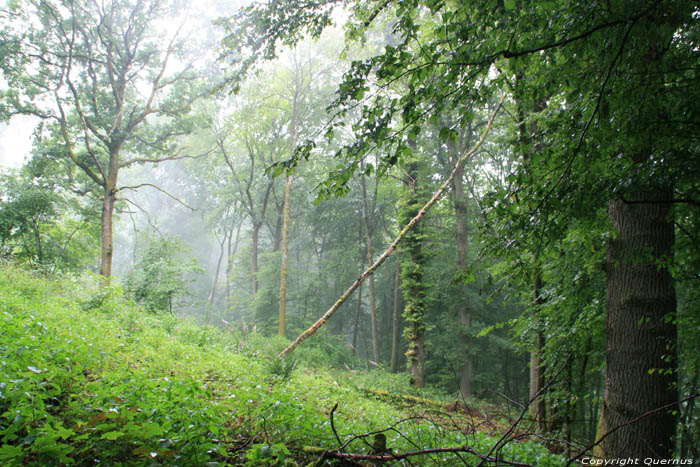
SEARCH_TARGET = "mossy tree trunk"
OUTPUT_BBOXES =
[399,153,427,388]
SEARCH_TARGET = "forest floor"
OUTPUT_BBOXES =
[0,263,563,466]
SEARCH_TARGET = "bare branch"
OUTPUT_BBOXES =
[120,197,164,237]
[117,183,195,211]
[120,147,213,168]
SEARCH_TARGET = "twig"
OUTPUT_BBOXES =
[278,95,506,358]
[330,403,342,447]
[476,355,572,467]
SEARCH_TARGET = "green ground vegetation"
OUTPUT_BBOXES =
[0,262,562,466]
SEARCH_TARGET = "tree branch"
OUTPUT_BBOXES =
[279,95,505,358]
[117,183,195,211]
[120,148,213,168]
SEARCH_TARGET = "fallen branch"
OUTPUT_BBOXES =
[305,445,533,466]
[279,95,505,358]
[477,355,572,467]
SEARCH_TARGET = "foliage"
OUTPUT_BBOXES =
[0,169,99,272]
[125,235,204,313]
[0,263,564,465]
[0,0,207,276]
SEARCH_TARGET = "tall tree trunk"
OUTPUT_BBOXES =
[32,221,43,264]
[352,281,363,355]
[99,188,116,279]
[529,270,547,432]
[390,260,401,373]
[208,230,228,307]
[400,149,426,388]
[278,175,293,338]
[450,146,473,399]
[251,222,261,296]
[226,222,243,303]
[597,193,677,458]
[360,168,380,363]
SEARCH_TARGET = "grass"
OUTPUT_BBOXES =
[0,263,563,465]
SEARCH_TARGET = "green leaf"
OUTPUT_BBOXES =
[0,444,23,461]
[100,431,124,441]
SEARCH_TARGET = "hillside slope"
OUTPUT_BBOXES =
[0,264,561,465]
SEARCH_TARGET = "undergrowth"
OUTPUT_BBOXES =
[0,264,563,465]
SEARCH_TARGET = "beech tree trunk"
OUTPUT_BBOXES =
[225,222,242,304]
[278,175,293,338]
[352,281,362,355]
[390,261,401,373]
[450,148,473,399]
[360,167,380,363]
[529,271,547,432]
[208,230,228,307]
[597,194,677,457]
[99,188,116,279]
[251,222,261,296]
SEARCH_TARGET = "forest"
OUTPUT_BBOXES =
[0,0,698,465]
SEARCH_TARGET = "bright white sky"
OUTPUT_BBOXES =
[0,116,36,169]
[0,0,253,170]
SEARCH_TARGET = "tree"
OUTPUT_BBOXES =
[1,0,203,279]
[397,149,428,387]
[218,0,700,456]
[0,167,99,271]
[126,234,203,313]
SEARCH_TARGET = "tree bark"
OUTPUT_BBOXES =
[352,281,363,356]
[450,141,473,399]
[390,260,401,373]
[225,222,242,304]
[360,167,380,363]
[251,222,261,296]
[208,229,228,307]
[278,174,293,338]
[597,194,677,458]
[529,270,547,432]
[99,188,116,279]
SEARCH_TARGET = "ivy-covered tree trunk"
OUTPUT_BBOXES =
[597,193,677,457]
[399,156,426,388]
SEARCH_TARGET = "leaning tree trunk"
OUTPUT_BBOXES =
[597,193,677,458]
